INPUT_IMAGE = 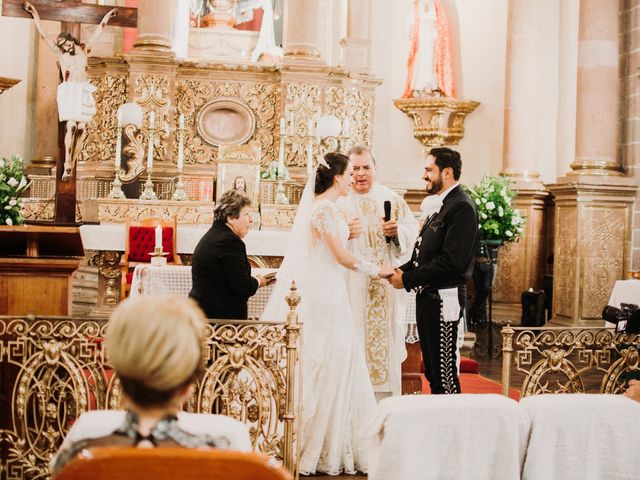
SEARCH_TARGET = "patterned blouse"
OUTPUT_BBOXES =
[52,410,228,475]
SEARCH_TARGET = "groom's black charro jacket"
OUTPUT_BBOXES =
[400,185,477,293]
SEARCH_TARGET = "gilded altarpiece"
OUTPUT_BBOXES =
[548,181,636,324]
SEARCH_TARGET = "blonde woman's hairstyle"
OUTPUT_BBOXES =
[105,296,207,407]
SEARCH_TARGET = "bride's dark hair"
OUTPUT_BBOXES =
[314,152,349,195]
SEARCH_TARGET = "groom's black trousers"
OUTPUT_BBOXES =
[416,291,461,394]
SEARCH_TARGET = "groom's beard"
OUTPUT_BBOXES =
[425,176,443,195]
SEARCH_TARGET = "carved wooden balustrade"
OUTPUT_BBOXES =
[501,325,640,397]
[0,286,301,480]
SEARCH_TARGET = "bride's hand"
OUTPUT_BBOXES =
[378,264,395,278]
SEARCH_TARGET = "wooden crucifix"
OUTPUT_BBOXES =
[2,0,137,224]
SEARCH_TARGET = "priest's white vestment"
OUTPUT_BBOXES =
[339,184,419,397]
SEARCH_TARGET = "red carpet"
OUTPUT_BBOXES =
[420,357,521,400]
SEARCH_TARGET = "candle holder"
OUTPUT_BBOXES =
[149,246,168,266]
[171,173,187,201]
[107,169,126,199]
[275,179,289,205]
[140,172,158,200]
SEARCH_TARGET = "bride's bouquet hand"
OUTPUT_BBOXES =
[378,264,395,278]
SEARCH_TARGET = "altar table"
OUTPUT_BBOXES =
[606,279,640,327]
[128,264,419,333]
[130,265,276,320]
[80,224,288,256]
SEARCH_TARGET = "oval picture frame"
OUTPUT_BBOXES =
[196,98,256,147]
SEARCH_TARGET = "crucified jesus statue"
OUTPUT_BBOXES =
[23,1,117,181]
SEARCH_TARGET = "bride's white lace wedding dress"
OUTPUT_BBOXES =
[296,199,377,475]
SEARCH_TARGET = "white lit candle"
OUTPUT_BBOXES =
[155,225,162,250]
[177,114,184,173]
[147,111,155,170]
[307,118,314,137]
[279,116,285,134]
[115,110,122,170]
[307,142,313,177]
[290,112,295,134]
[343,118,351,136]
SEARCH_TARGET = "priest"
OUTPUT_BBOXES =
[340,145,419,400]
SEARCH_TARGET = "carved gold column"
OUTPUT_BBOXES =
[132,0,175,55]
[282,0,324,64]
[548,0,637,326]
[340,0,371,74]
[493,0,549,311]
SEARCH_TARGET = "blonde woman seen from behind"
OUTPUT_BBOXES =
[51,296,250,475]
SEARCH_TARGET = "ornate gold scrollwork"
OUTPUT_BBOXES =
[501,326,640,397]
[175,79,279,167]
[0,290,301,478]
[83,73,128,164]
[96,250,122,307]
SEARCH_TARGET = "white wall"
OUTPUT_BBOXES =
[370,0,510,190]
[0,14,37,161]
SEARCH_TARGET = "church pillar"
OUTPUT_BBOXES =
[547,0,637,325]
[340,0,372,74]
[493,0,549,311]
[131,0,174,54]
[282,0,324,64]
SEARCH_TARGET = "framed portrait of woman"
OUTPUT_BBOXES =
[216,145,261,204]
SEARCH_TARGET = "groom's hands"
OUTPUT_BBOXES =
[387,268,405,289]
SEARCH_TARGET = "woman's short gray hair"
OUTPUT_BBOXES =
[214,190,252,222]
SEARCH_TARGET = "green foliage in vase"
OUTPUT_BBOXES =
[0,155,30,226]
[464,175,526,243]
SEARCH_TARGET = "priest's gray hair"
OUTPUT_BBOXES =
[214,189,252,222]
[347,144,377,165]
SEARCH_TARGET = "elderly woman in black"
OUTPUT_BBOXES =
[189,190,268,319]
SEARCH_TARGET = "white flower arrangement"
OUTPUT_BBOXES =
[464,175,526,244]
[0,156,30,226]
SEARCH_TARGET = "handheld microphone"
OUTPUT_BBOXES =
[384,200,392,244]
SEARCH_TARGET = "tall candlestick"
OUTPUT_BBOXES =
[343,118,351,136]
[177,114,184,172]
[147,111,155,170]
[154,225,162,250]
[307,142,313,177]
[307,118,314,136]
[115,110,122,170]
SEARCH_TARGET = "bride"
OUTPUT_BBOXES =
[263,152,393,475]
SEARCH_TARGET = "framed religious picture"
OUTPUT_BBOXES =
[216,145,261,204]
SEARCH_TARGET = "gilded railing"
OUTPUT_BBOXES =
[501,325,640,397]
[0,287,301,480]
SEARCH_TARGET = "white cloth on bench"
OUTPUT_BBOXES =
[521,394,640,480]
[363,394,529,480]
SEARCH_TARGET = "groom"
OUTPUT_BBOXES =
[387,148,477,394]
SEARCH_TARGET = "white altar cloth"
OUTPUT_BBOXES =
[129,265,275,320]
[363,394,529,480]
[520,394,640,480]
[79,224,289,256]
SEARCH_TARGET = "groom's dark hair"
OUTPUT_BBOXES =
[315,152,349,195]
